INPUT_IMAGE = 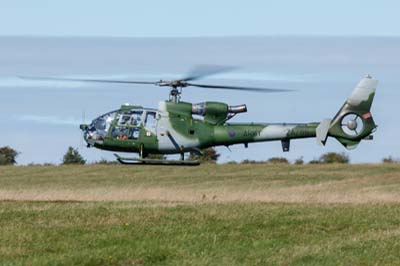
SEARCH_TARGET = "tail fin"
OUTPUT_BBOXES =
[316,75,378,149]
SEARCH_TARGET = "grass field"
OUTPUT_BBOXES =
[1,163,400,265]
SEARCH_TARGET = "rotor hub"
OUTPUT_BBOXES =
[347,119,358,130]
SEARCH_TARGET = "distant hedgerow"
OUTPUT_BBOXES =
[267,157,289,164]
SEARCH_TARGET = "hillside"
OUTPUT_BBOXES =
[1,163,400,265]
[0,163,399,203]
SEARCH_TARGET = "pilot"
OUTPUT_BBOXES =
[131,114,141,126]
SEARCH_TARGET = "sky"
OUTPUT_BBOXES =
[0,0,399,37]
[0,1,399,164]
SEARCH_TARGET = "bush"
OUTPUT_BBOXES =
[294,157,304,165]
[319,152,349,164]
[0,146,19,165]
[309,159,321,164]
[382,156,399,163]
[189,147,220,163]
[62,147,86,165]
[267,157,289,164]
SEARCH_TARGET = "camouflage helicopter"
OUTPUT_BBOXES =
[25,67,378,165]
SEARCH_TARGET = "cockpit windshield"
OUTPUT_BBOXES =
[86,109,146,142]
[88,110,117,140]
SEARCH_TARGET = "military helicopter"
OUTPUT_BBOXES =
[24,67,378,165]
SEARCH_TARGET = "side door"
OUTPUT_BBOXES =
[144,111,157,135]
[139,111,159,152]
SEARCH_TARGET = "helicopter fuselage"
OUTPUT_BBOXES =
[81,74,379,161]
[81,100,319,156]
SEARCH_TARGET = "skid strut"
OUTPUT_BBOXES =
[114,154,200,166]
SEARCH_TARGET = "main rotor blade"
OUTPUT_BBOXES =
[182,65,237,81]
[186,82,293,93]
[19,76,158,85]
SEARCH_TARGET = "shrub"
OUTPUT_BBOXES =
[309,159,321,164]
[319,152,349,164]
[267,157,289,164]
[0,146,19,165]
[62,147,86,165]
[189,147,220,163]
[382,156,399,163]
[294,157,304,165]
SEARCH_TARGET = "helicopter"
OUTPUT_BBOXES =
[23,67,378,165]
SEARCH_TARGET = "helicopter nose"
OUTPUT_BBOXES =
[83,130,95,147]
[80,124,89,131]
[83,131,92,147]
[80,124,92,147]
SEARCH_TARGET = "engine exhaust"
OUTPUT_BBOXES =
[228,104,247,114]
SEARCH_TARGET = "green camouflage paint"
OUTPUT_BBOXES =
[82,76,378,156]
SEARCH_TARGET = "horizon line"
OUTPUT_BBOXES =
[1,34,400,40]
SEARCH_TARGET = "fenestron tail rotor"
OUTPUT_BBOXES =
[341,113,364,136]
[20,65,293,102]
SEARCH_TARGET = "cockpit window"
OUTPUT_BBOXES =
[111,127,140,140]
[117,111,143,126]
[89,110,117,140]
[107,110,144,140]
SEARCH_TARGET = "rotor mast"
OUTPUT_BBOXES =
[169,86,181,102]
[157,80,187,102]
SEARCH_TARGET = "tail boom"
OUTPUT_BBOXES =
[213,123,318,148]
[211,75,378,151]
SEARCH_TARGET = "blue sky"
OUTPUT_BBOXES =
[0,0,399,37]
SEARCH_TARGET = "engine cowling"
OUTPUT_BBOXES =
[192,102,247,125]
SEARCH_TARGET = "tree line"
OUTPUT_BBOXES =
[0,145,398,166]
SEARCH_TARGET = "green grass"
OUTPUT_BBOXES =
[0,163,400,265]
[1,201,400,265]
[0,163,399,190]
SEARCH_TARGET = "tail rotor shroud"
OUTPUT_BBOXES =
[341,113,364,137]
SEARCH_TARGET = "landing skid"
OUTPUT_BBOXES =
[113,154,200,166]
